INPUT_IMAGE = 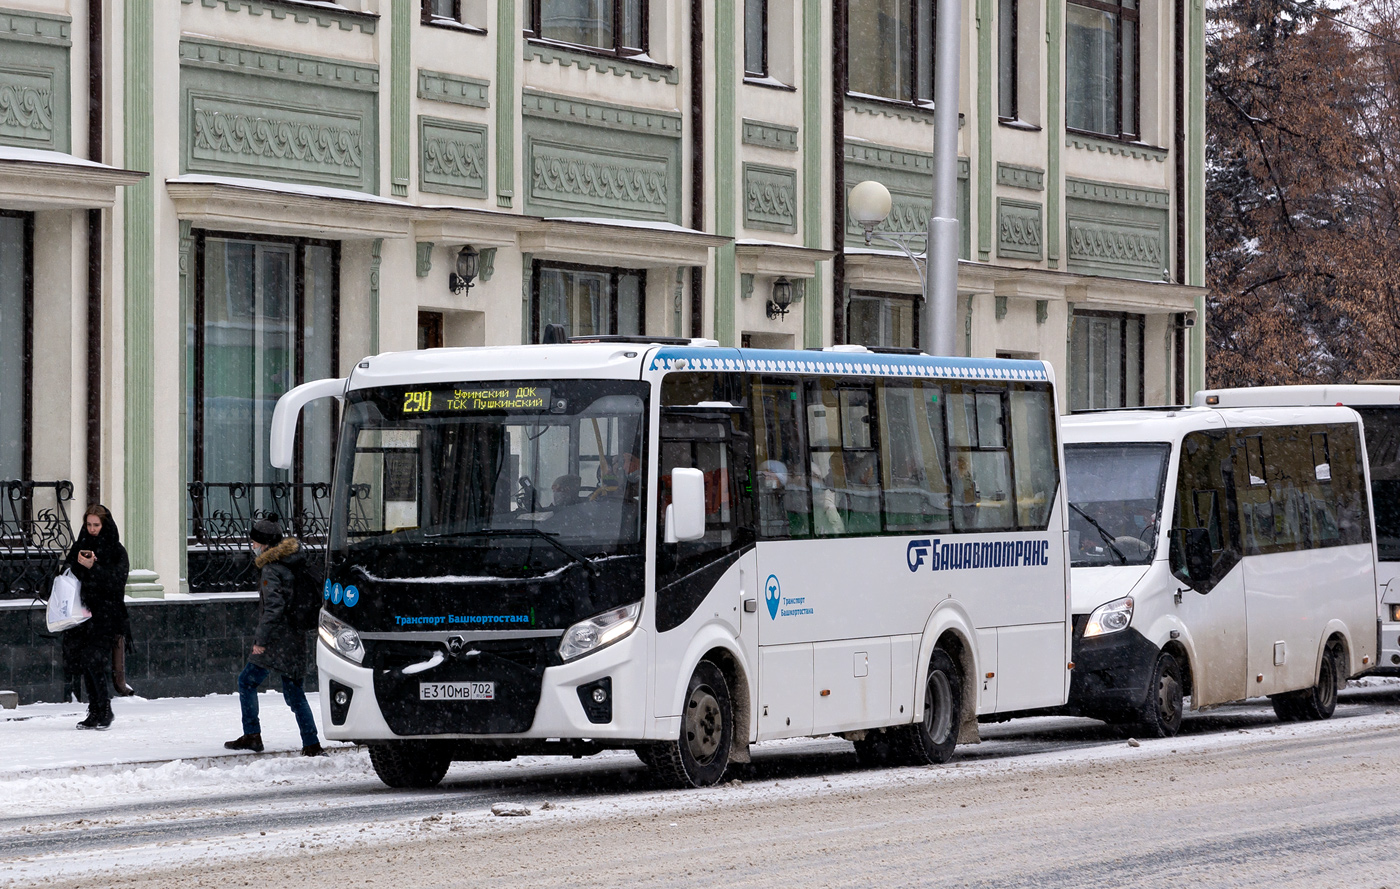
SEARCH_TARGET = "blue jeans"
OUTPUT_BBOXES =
[237,662,319,747]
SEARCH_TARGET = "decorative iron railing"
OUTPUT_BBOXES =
[0,480,76,601]
[186,481,369,593]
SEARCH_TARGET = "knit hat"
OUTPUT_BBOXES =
[249,518,282,546]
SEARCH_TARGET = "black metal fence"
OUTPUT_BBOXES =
[186,481,334,593]
[0,480,76,601]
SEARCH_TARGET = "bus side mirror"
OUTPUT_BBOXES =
[270,376,347,469]
[1171,527,1214,589]
[667,468,707,542]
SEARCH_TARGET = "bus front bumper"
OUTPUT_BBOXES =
[1068,626,1159,719]
[316,628,652,743]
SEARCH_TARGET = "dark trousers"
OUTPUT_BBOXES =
[237,662,319,747]
[64,627,111,718]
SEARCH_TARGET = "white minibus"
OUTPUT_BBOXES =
[1196,385,1400,674]
[1063,406,1378,736]
[272,339,1073,787]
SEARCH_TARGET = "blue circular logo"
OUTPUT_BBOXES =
[342,585,359,607]
[331,583,344,605]
[323,579,332,601]
[765,574,781,620]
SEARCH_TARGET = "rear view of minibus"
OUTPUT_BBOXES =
[1063,406,1377,737]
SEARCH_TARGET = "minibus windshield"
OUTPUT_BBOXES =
[329,381,648,566]
[1065,442,1171,567]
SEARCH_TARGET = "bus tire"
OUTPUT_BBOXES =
[644,661,733,788]
[1136,652,1184,738]
[891,649,961,766]
[1274,642,1343,722]
[368,742,451,789]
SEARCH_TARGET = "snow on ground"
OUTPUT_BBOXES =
[3,687,1400,887]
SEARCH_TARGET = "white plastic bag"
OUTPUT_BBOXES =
[46,569,90,632]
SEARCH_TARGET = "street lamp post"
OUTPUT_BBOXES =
[848,0,962,357]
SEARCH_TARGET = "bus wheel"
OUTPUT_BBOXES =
[368,742,451,789]
[1137,652,1184,738]
[894,650,961,766]
[1274,643,1344,722]
[645,661,733,788]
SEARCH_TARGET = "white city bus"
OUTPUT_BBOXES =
[1195,385,1400,674]
[271,339,1072,788]
[1063,406,1378,737]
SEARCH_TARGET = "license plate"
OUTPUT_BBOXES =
[419,681,495,701]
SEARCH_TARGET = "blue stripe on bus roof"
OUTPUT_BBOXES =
[646,347,1048,381]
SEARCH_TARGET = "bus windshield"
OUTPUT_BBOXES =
[331,380,648,568]
[1065,442,1171,567]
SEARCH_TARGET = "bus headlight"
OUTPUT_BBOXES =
[1389,603,1400,623]
[319,610,365,664]
[559,602,641,662]
[1084,596,1134,638]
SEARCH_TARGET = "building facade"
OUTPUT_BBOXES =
[0,0,1205,697]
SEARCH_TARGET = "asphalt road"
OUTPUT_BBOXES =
[8,685,1400,888]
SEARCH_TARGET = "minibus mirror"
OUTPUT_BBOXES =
[1172,527,1214,588]
[668,468,707,542]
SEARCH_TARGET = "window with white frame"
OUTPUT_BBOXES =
[533,261,645,343]
[1066,0,1139,139]
[848,291,918,350]
[848,0,935,104]
[1070,311,1143,410]
[532,0,646,56]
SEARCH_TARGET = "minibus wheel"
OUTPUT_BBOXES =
[1272,642,1343,722]
[1137,652,1184,738]
[368,741,452,788]
[644,661,733,788]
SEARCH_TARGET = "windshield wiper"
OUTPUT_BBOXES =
[1068,502,1128,565]
[426,528,598,575]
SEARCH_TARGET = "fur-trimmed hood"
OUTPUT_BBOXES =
[254,537,299,569]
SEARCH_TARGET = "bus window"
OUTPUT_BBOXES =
[1009,386,1059,530]
[805,380,847,536]
[947,383,1014,531]
[1357,408,1400,560]
[878,381,951,533]
[1170,430,1239,588]
[752,379,812,539]
[838,388,881,534]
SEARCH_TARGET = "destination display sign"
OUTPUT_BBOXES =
[401,385,552,414]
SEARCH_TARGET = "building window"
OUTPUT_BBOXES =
[998,0,1018,119]
[848,292,919,350]
[0,211,31,482]
[531,0,646,56]
[1070,311,1143,411]
[1066,0,1139,139]
[423,0,459,22]
[532,260,645,343]
[188,232,339,517]
[745,0,768,77]
[848,0,936,104]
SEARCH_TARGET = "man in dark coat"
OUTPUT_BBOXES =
[224,518,323,756]
[64,505,130,730]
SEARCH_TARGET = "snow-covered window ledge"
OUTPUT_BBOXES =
[0,148,146,211]
[165,175,415,240]
[518,218,731,269]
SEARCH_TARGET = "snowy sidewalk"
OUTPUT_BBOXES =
[0,692,351,778]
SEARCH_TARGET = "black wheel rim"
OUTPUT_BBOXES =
[1157,669,1180,725]
[1319,653,1337,709]
[685,684,723,765]
[925,671,953,743]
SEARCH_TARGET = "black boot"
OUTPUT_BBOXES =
[76,712,99,730]
[94,703,114,731]
[224,733,264,752]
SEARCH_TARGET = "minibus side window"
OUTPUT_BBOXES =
[877,381,952,533]
[1171,430,1240,589]
[752,378,812,539]
[1009,385,1059,530]
[947,382,1015,532]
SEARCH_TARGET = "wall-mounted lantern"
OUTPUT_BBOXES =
[448,244,480,295]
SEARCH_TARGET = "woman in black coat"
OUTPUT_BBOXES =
[62,504,130,729]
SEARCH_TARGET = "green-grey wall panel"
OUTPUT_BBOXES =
[418,69,490,107]
[742,119,798,152]
[743,163,797,233]
[843,141,970,259]
[179,39,379,193]
[419,116,487,197]
[996,198,1043,261]
[1065,179,1170,281]
[521,91,681,223]
[0,9,72,152]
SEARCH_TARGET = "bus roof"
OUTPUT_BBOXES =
[1194,384,1400,408]
[345,343,1055,390]
[1063,404,1363,445]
